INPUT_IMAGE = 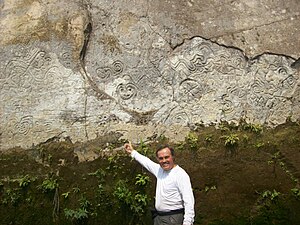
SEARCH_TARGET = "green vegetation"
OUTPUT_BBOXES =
[291,188,300,199]
[204,134,213,143]
[137,140,152,156]
[261,189,280,201]
[204,185,217,193]
[242,123,263,134]
[62,191,71,199]
[2,188,21,206]
[38,177,58,193]
[64,196,91,223]
[64,207,89,221]
[0,121,299,224]
[135,173,150,187]
[186,132,199,150]
[113,179,149,223]
[221,133,239,147]
[18,174,34,188]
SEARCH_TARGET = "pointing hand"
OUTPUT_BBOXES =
[124,141,133,154]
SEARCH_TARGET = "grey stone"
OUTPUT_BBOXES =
[0,0,299,150]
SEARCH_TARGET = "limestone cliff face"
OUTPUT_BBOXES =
[0,0,299,150]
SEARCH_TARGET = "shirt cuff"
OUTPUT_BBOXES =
[131,150,137,158]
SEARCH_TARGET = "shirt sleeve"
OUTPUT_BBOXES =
[178,170,195,225]
[131,150,160,177]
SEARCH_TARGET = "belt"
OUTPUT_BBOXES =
[151,208,184,219]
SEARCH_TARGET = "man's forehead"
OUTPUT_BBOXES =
[157,148,171,155]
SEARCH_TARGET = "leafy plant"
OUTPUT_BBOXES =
[96,184,104,196]
[205,135,213,143]
[2,188,21,206]
[261,189,280,201]
[79,196,91,209]
[204,185,217,193]
[47,154,53,164]
[62,191,71,199]
[114,179,148,216]
[268,151,283,176]
[186,132,199,150]
[73,187,81,194]
[137,140,151,156]
[88,168,106,182]
[242,134,249,141]
[291,188,300,199]
[243,123,263,134]
[133,193,148,213]
[38,177,58,193]
[135,173,150,187]
[25,196,32,203]
[18,174,35,188]
[255,142,265,149]
[107,154,122,172]
[64,208,88,221]
[64,195,91,223]
[114,180,132,204]
[218,123,230,132]
[221,134,239,147]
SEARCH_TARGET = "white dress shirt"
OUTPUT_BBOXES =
[131,150,195,225]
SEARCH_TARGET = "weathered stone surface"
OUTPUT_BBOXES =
[0,0,299,150]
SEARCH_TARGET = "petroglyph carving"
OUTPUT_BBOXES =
[2,49,55,91]
[165,108,190,125]
[117,82,138,100]
[249,55,298,102]
[97,114,119,125]
[244,54,299,123]
[60,51,73,68]
[0,36,299,150]
[190,53,209,72]
[213,51,243,74]
[95,60,124,80]
[178,78,210,102]
[14,116,33,135]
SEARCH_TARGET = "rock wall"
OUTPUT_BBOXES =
[0,0,299,150]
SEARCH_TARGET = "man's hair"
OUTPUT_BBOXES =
[156,145,175,157]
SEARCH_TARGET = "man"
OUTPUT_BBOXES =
[124,142,195,225]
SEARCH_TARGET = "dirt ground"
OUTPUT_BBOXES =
[0,121,299,225]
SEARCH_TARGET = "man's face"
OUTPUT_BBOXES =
[157,148,175,171]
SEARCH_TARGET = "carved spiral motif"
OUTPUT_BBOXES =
[167,111,190,125]
[31,51,45,68]
[282,75,296,87]
[96,67,112,79]
[191,53,207,69]
[276,66,288,75]
[14,116,33,135]
[96,60,124,80]
[112,60,123,74]
[222,99,234,113]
